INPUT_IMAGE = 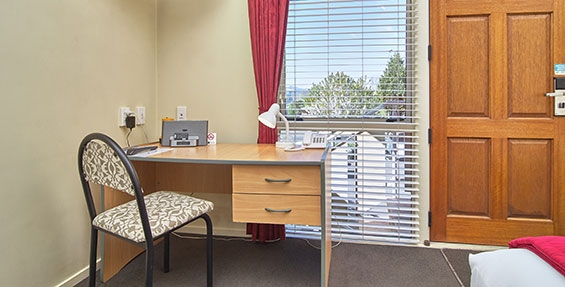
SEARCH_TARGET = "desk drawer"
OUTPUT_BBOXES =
[232,165,320,195]
[233,194,320,226]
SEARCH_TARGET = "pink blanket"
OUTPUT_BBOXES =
[509,236,565,276]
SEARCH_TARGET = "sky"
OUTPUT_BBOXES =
[285,0,410,90]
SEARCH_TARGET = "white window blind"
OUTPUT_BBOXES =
[280,0,420,244]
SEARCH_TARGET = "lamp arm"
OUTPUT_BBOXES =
[277,112,290,143]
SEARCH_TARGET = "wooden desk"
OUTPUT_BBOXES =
[102,143,332,286]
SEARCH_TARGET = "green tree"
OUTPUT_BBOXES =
[377,52,406,99]
[299,71,381,117]
[376,52,407,117]
[286,97,304,116]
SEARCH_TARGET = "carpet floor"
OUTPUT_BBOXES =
[74,234,480,287]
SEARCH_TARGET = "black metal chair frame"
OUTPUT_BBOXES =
[78,133,213,287]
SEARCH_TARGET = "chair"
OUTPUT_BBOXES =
[78,133,214,287]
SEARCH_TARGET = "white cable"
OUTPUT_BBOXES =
[139,125,150,144]
[440,248,465,287]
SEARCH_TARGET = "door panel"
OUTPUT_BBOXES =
[447,16,490,118]
[447,138,491,217]
[507,139,552,219]
[430,0,565,245]
[507,14,552,117]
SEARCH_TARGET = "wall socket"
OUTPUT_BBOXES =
[136,106,146,125]
[176,106,187,120]
[119,107,132,127]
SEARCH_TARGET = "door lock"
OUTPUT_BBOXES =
[545,92,564,97]
[546,77,565,116]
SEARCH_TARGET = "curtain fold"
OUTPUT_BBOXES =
[247,0,290,243]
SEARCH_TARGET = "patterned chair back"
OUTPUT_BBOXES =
[81,139,136,196]
[78,133,146,223]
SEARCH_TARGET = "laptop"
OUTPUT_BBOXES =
[161,120,208,147]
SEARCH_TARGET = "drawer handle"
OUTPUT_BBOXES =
[265,207,292,213]
[264,178,292,183]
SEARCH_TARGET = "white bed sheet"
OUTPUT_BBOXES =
[469,248,565,287]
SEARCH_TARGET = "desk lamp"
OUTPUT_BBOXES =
[258,103,294,149]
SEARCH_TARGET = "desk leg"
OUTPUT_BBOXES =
[321,160,332,287]
[322,234,332,287]
[321,207,332,287]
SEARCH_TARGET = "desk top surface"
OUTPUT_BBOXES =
[130,143,328,166]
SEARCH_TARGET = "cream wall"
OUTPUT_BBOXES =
[156,0,259,237]
[0,0,258,285]
[415,1,430,247]
[0,0,157,286]
[156,0,258,143]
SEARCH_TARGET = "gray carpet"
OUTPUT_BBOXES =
[75,234,479,287]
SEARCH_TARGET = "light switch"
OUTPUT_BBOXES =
[176,106,187,120]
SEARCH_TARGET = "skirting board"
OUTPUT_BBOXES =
[56,259,101,287]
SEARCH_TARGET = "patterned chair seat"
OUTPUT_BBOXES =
[93,191,214,243]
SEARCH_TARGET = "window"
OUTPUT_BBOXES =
[280,0,420,244]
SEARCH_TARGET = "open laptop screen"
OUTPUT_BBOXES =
[161,120,208,146]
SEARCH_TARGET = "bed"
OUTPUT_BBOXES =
[469,236,565,287]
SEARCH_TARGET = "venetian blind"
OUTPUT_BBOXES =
[279,0,420,244]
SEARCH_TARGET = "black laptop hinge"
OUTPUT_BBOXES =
[428,45,432,61]
[428,211,432,227]
[428,128,432,144]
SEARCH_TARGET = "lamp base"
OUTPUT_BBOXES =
[275,141,295,149]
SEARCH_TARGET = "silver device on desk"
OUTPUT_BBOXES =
[161,120,208,147]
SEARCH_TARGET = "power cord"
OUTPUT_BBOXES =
[302,233,342,250]
[125,113,136,147]
[124,113,155,147]
[172,231,341,248]
[126,128,133,147]
[172,231,254,242]
[139,124,150,144]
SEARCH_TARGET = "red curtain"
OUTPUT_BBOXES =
[247,0,290,242]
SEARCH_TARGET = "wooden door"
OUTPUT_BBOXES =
[430,0,565,245]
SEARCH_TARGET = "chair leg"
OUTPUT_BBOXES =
[164,233,170,273]
[202,214,213,287]
[89,228,98,287]
[145,245,154,287]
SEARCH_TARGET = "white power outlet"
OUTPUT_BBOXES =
[136,106,146,125]
[119,107,132,127]
[176,106,187,120]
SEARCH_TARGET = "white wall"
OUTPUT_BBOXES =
[0,1,157,286]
